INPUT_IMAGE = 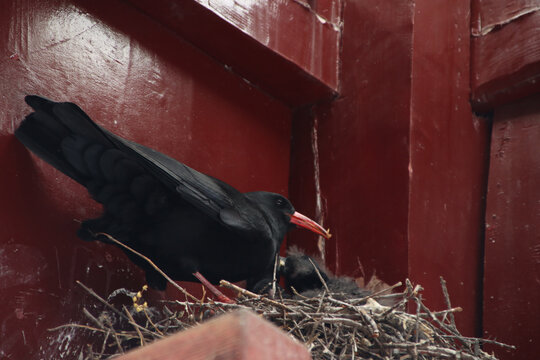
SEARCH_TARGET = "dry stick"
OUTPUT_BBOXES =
[416,295,480,355]
[82,308,122,356]
[271,254,279,298]
[101,312,126,354]
[416,307,462,318]
[439,277,456,329]
[77,281,129,322]
[98,330,111,359]
[48,323,110,334]
[123,306,146,346]
[220,280,293,312]
[304,257,386,341]
[78,281,158,341]
[326,296,380,338]
[305,319,323,346]
[172,300,245,311]
[440,335,516,350]
[417,300,461,337]
[82,307,124,355]
[414,295,421,343]
[315,290,327,314]
[350,281,403,304]
[380,339,430,349]
[97,232,200,302]
[379,280,420,318]
[418,345,496,360]
[143,307,164,336]
[308,258,331,293]
[287,317,310,337]
[83,308,105,330]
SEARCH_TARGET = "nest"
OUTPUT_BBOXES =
[50,277,513,360]
[49,235,513,359]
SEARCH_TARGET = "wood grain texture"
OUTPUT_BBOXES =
[116,310,312,360]
[471,0,540,35]
[471,8,540,110]
[483,94,540,360]
[123,0,341,107]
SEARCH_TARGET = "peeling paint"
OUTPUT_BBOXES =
[472,6,540,36]
[311,115,326,263]
[0,244,47,290]
[291,0,342,31]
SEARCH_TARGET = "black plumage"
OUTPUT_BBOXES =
[15,95,330,293]
[279,249,371,299]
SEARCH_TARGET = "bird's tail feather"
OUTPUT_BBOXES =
[15,95,112,184]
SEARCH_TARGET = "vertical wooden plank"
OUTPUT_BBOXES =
[484,94,540,359]
[290,0,414,283]
[408,0,488,336]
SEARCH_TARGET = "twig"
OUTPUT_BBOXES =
[122,306,145,346]
[439,277,456,329]
[97,232,200,302]
[77,281,129,322]
[308,258,331,293]
[220,280,293,312]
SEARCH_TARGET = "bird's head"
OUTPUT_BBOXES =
[278,253,330,293]
[246,192,331,240]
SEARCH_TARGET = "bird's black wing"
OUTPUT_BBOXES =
[105,131,271,237]
[105,133,230,213]
[18,95,270,236]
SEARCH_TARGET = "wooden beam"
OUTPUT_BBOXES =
[124,0,341,107]
[471,7,540,111]
[115,310,312,360]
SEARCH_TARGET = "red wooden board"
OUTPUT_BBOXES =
[0,0,292,358]
[483,94,540,360]
[472,0,540,36]
[122,0,340,107]
[407,0,488,337]
[116,310,311,360]
[471,8,540,110]
[289,0,414,285]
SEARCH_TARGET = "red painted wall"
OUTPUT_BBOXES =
[471,2,540,358]
[2,0,534,358]
[483,94,540,360]
[408,0,488,337]
[471,0,540,110]
[0,0,291,358]
[290,0,414,284]
[290,0,487,337]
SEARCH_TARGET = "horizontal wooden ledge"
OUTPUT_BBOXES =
[471,9,540,111]
[125,0,341,108]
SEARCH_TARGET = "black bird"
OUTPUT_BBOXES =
[279,249,370,299]
[15,95,331,299]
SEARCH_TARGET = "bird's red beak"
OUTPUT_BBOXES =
[289,212,331,239]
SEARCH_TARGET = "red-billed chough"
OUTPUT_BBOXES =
[15,95,331,300]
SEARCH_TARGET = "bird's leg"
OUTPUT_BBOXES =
[192,272,235,304]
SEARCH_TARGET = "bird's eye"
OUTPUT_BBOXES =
[276,198,284,207]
